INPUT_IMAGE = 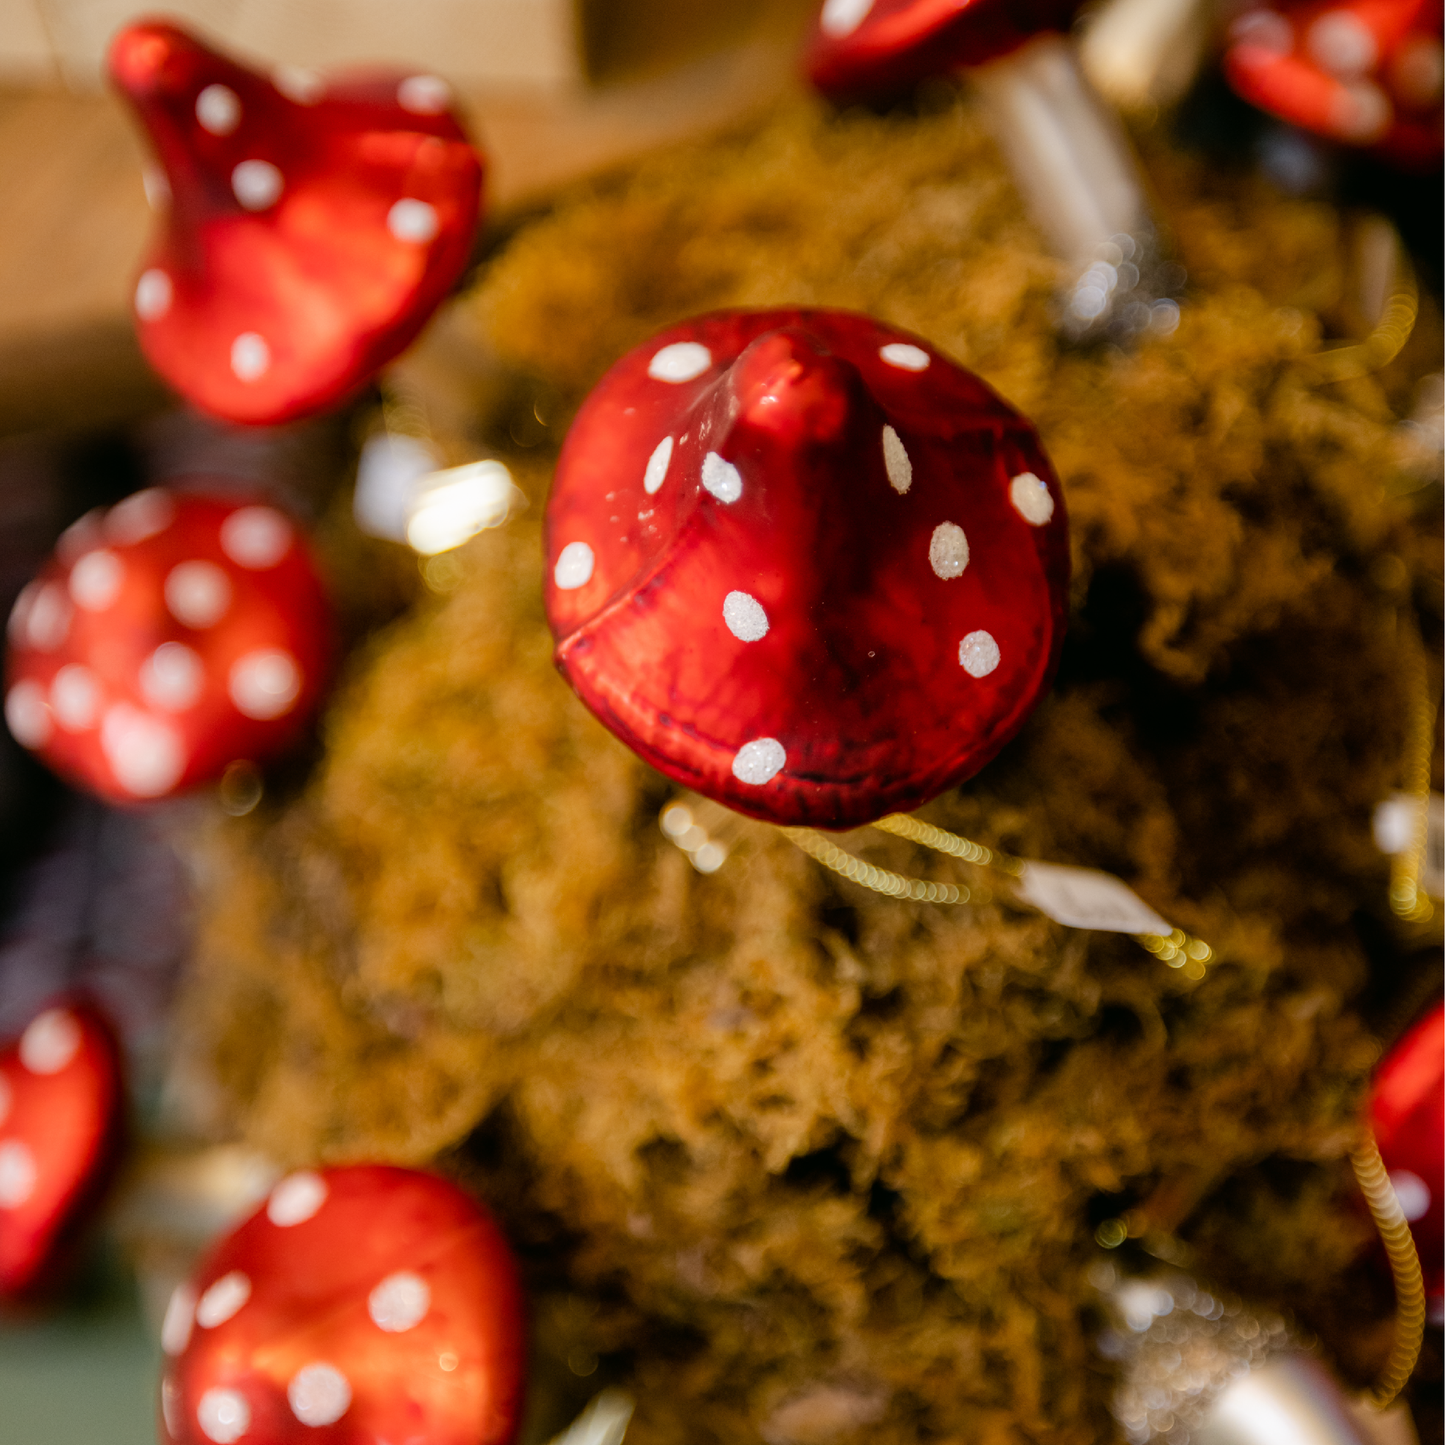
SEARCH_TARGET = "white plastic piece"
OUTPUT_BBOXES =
[1015,861,1171,935]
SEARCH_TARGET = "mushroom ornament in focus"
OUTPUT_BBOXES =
[5,488,333,804]
[544,310,1070,830]
[109,21,485,425]
[159,1166,526,1445]
[0,1000,124,1297]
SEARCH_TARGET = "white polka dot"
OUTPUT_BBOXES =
[141,643,206,712]
[273,65,324,104]
[135,269,173,322]
[1009,471,1054,525]
[197,1271,251,1328]
[220,507,292,569]
[397,74,451,115]
[229,650,301,721]
[732,738,786,786]
[820,0,875,37]
[165,561,232,629]
[1390,1169,1432,1223]
[21,1008,81,1074]
[959,630,1001,678]
[143,163,171,210]
[162,1377,183,1438]
[644,436,674,495]
[267,1171,327,1226]
[387,197,440,244]
[231,333,270,383]
[0,1140,37,1208]
[1330,80,1392,141]
[70,550,124,610]
[197,1387,250,1444]
[51,665,100,731]
[57,510,103,565]
[1307,10,1379,78]
[288,1364,351,1427]
[647,343,712,383]
[22,583,71,651]
[1230,9,1292,55]
[882,425,911,495]
[231,160,283,211]
[0,1076,10,1127]
[554,541,595,590]
[723,591,769,642]
[6,581,36,644]
[162,1284,197,1355]
[929,522,969,579]
[196,84,241,136]
[6,681,52,749]
[107,489,175,545]
[702,452,743,504]
[880,342,930,372]
[369,1271,431,1332]
[100,704,188,797]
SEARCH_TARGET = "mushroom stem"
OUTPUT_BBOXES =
[968,34,1179,342]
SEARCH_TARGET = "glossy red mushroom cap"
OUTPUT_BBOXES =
[1224,2,1443,169]
[109,20,485,424]
[544,309,1070,830]
[5,488,332,803]
[0,1001,124,1296]
[159,1165,526,1445]
[806,0,1084,102]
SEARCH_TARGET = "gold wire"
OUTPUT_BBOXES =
[1350,1129,1428,1408]
[781,828,979,905]
[1303,262,1419,384]
[1390,619,1437,924]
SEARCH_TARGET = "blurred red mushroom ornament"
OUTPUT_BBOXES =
[5,488,333,804]
[805,0,1184,340]
[1224,1,1444,171]
[544,309,1069,831]
[159,1165,526,1445]
[108,20,485,425]
[0,1000,124,1297]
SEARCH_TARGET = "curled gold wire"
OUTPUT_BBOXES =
[1390,619,1437,924]
[781,828,979,905]
[1303,262,1418,384]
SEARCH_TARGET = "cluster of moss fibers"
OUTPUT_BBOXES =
[180,94,1442,1443]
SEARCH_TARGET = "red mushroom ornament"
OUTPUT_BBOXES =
[0,1000,124,1297]
[5,487,332,804]
[544,309,1069,830]
[109,21,485,425]
[1369,1001,1444,1322]
[159,1166,526,1445]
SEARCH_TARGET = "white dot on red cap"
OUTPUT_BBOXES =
[232,159,283,211]
[274,65,324,104]
[5,682,51,748]
[52,664,100,731]
[1009,472,1054,525]
[20,1007,80,1074]
[732,738,786,786]
[196,84,241,136]
[268,1171,327,1225]
[162,1377,182,1438]
[288,1364,351,1427]
[143,164,171,210]
[221,507,292,569]
[107,488,175,545]
[388,198,439,244]
[231,333,270,383]
[1307,10,1379,78]
[230,651,301,721]
[135,269,173,321]
[647,343,711,383]
[57,509,103,565]
[101,704,188,797]
[820,0,875,38]
[702,452,742,504]
[21,583,75,652]
[723,591,769,642]
[1230,9,1292,55]
[398,74,451,114]
[554,541,595,590]
[1330,80,1392,141]
[197,1271,251,1328]
[142,643,206,711]
[959,630,1001,678]
[6,581,37,644]
[880,342,929,371]
[162,1284,197,1355]
[882,425,911,494]
[644,436,673,495]
[197,1388,250,1444]
[1389,1169,1431,1222]
[369,1271,431,1332]
[929,522,969,579]
[0,1140,37,1208]
[70,549,124,610]
[166,561,232,629]
[0,1076,10,1127]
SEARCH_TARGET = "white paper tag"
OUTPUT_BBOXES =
[1373,791,1445,899]
[1015,861,1172,935]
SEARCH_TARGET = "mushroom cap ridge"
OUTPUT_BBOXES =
[544,309,1070,830]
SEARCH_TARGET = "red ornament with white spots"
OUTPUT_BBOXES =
[109,21,485,425]
[544,309,1070,830]
[5,488,332,803]
[159,1166,526,1445]
[0,1000,124,1296]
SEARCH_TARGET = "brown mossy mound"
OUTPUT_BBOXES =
[178,95,1441,1442]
